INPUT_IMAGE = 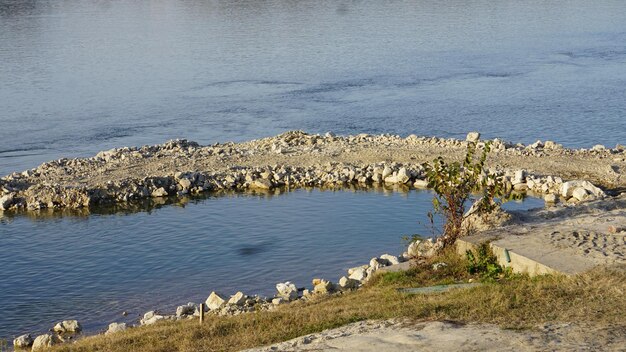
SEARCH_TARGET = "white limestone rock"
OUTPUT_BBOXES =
[206,291,228,310]
[348,267,367,282]
[32,334,56,351]
[53,320,82,333]
[228,291,247,306]
[379,254,400,265]
[105,322,127,335]
[13,334,33,348]
[466,132,480,143]
[560,180,605,199]
[176,302,196,317]
[338,276,360,290]
[276,282,298,301]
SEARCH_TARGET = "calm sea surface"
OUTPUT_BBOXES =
[1,0,626,175]
[0,0,619,342]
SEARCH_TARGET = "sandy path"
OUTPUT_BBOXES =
[243,320,626,352]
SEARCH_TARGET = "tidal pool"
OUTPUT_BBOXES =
[0,188,543,340]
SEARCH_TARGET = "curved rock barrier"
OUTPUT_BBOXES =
[1,131,621,213]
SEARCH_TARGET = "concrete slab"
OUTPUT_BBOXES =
[457,196,626,276]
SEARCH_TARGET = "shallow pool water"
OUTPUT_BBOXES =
[0,189,543,340]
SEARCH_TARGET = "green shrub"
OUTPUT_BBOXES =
[424,141,514,248]
[466,242,511,281]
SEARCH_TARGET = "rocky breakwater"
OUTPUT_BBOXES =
[1,131,622,214]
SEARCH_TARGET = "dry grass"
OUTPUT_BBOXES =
[52,253,626,352]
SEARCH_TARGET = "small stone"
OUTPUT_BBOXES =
[313,279,335,295]
[591,144,606,152]
[572,188,588,202]
[178,178,192,190]
[396,167,410,184]
[276,282,298,301]
[0,194,14,210]
[105,322,127,335]
[512,170,525,185]
[412,179,429,188]
[13,334,33,348]
[348,267,367,282]
[251,179,272,189]
[176,303,196,317]
[338,276,359,290]
[432,262,448,271]
[380,254,400,265]
[407,238,438,258]
[544,194,557,204]
[272,297,286,305]
[53,320,82,333]
[206,291,227,310]
[141,311,165,325]
[151,187,169,197]
[228,291,246,306]
[608,225,625,234]
[466,132,480,143]
[382,165,393,179]
[369,257,390,270]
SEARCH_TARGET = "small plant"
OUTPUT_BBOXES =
[466,242,509,280]
[401,234,423,245]
[424,141,514,249]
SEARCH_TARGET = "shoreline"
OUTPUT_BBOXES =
[1,131,624,215]
[4,131,626,350]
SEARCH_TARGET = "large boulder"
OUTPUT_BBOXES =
[276,282,298,301]
[52,320,82,333]
[205,291,227,310]
[105,322,127,335]
[13,334,33,348]
[32,334,56,351]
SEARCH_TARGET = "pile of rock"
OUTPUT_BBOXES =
[2,130,620,213]
[14,320,82,351]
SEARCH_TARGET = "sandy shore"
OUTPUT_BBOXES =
[244,319,626,352]
[1,131,625,212]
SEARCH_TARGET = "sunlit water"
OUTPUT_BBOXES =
[0,0,617,343]
[0,189,543,340]
[2,0,626,175]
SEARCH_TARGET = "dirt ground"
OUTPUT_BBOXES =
[244,319,626,352]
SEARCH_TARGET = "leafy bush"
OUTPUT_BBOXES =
[424,141,513,248]
[466,242,510,281]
